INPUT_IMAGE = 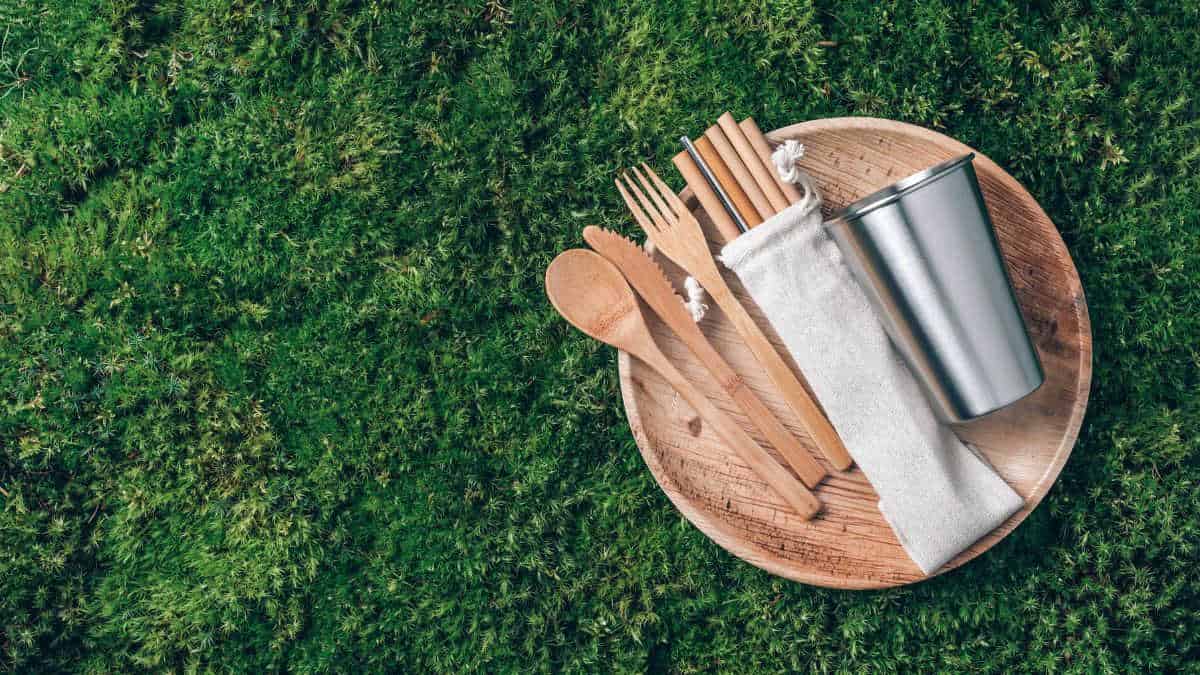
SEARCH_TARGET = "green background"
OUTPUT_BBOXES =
[2,0,1198,671]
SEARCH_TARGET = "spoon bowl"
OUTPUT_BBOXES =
[545,249,647,352]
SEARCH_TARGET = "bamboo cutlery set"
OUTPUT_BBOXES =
[545,113,849,520]
[545,115,1070,580]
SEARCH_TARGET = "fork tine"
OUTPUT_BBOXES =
[640,162,689,218]
[615,178,658,234]
[621,171,671,232]
[630,165,677,225]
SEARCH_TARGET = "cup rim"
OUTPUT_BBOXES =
[831,153,975,224]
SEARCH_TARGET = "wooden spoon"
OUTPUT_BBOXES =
[545,249,821,520]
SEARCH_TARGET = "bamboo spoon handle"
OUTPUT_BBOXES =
[701,274,855,471]
[718,113,789,214]
[638,342,822,519]
[739,117,804,204]
[688,340,827,487]
[706,123,775,221]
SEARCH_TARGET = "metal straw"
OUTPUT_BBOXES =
[681,136,748,233]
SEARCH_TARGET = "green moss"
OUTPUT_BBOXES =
[1,0,1198,671]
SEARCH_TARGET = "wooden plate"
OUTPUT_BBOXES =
[617,117,1092,588]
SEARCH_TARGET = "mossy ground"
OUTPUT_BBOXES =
[1,0,1198,671]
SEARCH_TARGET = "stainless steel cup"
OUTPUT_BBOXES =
[825,153,1043,421]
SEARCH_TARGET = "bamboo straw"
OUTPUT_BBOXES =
[739,117,803,204]
[681,137,747,234]
[718,113,789,214]
[704,124,774,221]
[672,150,742,244]
[694,135,762,228]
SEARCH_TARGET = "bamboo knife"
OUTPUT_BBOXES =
[583,225,828,488]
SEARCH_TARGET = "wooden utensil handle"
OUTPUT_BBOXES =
[639,345,822,519]
[682,330,827,488]
[581,226,827,487]
[706,281,855,471]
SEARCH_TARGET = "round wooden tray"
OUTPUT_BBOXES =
[617,117,1092,588]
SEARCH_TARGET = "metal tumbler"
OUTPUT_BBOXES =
[825,153,1044,421]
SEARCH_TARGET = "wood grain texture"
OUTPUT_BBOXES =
[621,163,854,472]
[617,118,1093,588]
[582,225,827,489]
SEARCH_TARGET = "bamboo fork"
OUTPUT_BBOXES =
[615,164,854,471]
